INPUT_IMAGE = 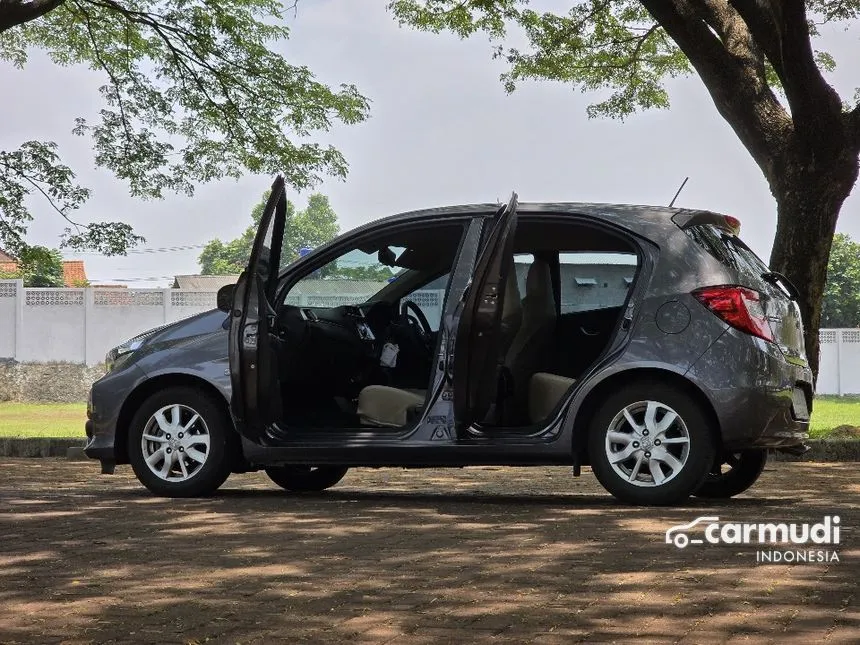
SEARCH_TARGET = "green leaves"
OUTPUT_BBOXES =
[10,0,371,196]
[288,194,340,259]
[508,4,689,119]
[13,245,65,287]
[0,140,144,257]
[391,1,860,120]
[391,0,690,119]
[822,233,860,328]
[1,0,370,256]
[390,0,521,38]
[198,191,339,275]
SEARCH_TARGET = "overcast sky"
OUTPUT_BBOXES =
[2,1,858,286]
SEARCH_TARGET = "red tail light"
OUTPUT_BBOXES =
[693,286,773,342]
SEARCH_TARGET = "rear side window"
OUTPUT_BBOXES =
[684,225,770,281]
[559,251,638,314]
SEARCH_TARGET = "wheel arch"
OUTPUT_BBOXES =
[115,373,239,466]
[570,367,721,463]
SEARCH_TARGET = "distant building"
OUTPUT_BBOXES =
[0,248,17,275]
[0,248,90,287]
[62,260,88,287]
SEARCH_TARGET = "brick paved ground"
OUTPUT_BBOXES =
[0,459,857,644]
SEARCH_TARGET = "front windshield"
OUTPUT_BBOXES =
[284,247,407,307]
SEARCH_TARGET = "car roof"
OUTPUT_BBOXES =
[282,201,723,276]
[357,201,718,236]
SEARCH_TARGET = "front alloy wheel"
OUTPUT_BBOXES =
[129,387,232,497]
[140,404,211,483]
[588,383,715,505]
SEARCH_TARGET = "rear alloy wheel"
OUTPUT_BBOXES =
[588,383,715,505]
[694,449,767,498]
[128,387,232,497]
[265,466,348,492]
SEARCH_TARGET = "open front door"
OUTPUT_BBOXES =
[453,192,519,429]
[228,176,288,441]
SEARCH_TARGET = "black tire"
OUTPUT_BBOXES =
[588,382,716,506]
[128,386,232,497]
[265,466,349,492]
[694,449,767,498]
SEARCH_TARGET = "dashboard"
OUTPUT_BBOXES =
[273,303,392,394]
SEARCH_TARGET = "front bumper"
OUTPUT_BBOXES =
[84,363,148,467]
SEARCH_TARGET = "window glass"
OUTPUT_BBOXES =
[684,224,770,281]
[402,273,450,331]
[559,252,638,313]
[285,248,404,308]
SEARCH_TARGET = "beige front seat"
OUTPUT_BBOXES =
[504,259,557,421]
[357,386,426,427]
[356,260,523,427]
[529,372,576,424]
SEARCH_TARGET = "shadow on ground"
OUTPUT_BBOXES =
[0,460,857,644]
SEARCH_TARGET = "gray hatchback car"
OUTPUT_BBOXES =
[85,178,812,505]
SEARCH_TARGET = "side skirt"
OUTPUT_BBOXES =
[240,436,573,468]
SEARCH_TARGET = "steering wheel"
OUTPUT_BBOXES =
[401,300,433,338]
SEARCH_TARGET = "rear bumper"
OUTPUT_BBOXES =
[685,328,812,450]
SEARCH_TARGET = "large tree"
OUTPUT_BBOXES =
[0,1,368,257]
[198,191,340,274]
[391,0,860,377]
[822,233,860,328]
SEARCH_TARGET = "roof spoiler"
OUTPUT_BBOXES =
[671,210,741,235]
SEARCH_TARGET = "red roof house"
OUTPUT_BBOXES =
[0,249,89,287]
[62,260,88,287]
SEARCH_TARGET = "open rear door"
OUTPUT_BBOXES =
[228,176,288,441]
[453,192,519,429]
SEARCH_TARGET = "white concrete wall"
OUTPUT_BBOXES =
[0,281,216,366]
[0,281,447,367]
[0,279,856,393]
[817,329,860,395]
[0,280,19,359]
[19,288,86,362]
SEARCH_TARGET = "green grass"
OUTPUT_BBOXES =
[809,396,860,439]
[0,397,858,439]
[0,402,87,438]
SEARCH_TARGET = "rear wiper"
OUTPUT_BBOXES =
[761,271,800,301]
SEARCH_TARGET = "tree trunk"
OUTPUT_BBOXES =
[768,150,860,382]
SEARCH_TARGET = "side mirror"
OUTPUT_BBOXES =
[216,284,235,313]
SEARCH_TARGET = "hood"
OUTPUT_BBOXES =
[142,309,228,346]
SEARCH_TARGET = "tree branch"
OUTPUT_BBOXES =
[20,174,85,231]
[728,0,843,137]
[639,0,791,179]
[0,0,64,33]
[720,1,787,84]
[70,1,135,151]
[697,1,769,84]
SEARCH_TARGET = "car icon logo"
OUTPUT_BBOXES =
[665,516,720,548]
